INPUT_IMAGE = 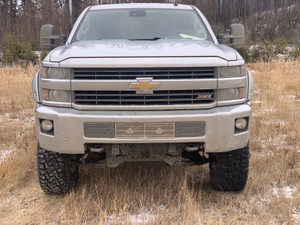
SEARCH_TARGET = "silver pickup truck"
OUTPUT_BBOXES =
[32,3,254,194]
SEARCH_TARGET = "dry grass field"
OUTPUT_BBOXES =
[0,61,299,224]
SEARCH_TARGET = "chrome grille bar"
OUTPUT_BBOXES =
[74,90,214,105]
[73,67,215,80]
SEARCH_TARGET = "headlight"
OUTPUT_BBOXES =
[49,90,71,102]
[217,66,245,78]
[218,87,246,101]
[42,67,71,79]
[42,89,71,103]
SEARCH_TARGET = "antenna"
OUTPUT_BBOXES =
[174,0,178,6]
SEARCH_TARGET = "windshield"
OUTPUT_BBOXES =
[73,8,213,42]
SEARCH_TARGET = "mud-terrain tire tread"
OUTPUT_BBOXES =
[209,145,249,191]
[37,144,78,194]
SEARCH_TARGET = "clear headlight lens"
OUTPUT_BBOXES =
[42,67,71,79]
[218,87,246,101]
[217,66,245,78]
[49,90,71,102]
[42,89,71,102]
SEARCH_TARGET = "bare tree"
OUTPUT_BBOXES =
[0,0,299,47]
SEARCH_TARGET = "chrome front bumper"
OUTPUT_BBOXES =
[35,103,252,154]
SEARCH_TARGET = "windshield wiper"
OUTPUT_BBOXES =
[128,37,162,41]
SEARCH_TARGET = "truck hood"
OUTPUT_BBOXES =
[49,40,238,62]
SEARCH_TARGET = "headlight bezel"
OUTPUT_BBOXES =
[42,67,71,79]
[217,65,246,78]
[40,66,72,107]
[217,65,247,104]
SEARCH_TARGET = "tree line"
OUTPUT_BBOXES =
[0,0,299,47]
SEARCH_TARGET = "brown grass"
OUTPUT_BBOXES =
[0,61,299,224]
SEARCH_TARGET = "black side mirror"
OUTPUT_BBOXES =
[40,24,66,50]
[218,24,245,49]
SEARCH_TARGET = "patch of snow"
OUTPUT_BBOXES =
[292,208,300,224]
[265,150,275,157]
[35,51,41,58]
[262,119,286,127]
[260,184,298,204]
[0,149,13,163]
[0,112,34,164]
[248,44,297,61]
[129,212,156,224]
[271,185,296,199]
[262,108,275,113]
[286,45,296,52]
[107,211,157,225]
[128,205,166,224]
[252,100,262,104]
[249,45,259,51]
[107,206,166,224]
[280,95,297,102]
[259,134,288,149]
[277,54,287,60]
[0,112,34,126]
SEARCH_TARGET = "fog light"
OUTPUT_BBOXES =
[235,118,247,131]
[41,119,53,132]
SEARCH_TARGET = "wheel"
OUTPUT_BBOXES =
[37,143,79,194]
[209,144,249,191]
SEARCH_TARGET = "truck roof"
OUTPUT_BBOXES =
[90,3,193,11]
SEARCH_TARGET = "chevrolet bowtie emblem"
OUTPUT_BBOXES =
[129,78,160,94]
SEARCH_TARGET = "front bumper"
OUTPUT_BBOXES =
[35,103,252,154]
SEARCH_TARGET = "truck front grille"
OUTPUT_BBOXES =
[73,68,215,80]
[74,90,214,105]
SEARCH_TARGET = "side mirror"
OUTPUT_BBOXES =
[40,24,66,50]
[217,24,245,49]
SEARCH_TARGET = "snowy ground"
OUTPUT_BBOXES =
[0,111,35,164]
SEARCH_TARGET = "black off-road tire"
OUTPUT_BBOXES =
[209,144,249,191]
[37,144,79,194]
